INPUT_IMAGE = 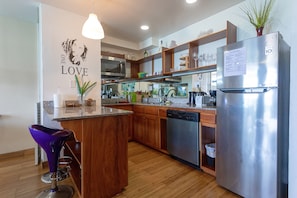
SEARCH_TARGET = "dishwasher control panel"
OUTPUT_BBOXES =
[167,109,199,122]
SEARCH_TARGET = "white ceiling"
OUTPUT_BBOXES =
[0,0,243,44]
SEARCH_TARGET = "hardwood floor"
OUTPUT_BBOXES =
[0,142,240,198]
[115,142,240,198]
[0,149,78,198]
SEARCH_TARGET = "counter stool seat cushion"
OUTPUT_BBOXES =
[29,125,72,172]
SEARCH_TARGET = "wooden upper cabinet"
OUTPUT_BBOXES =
[133,49,164,78]
[130,60,140,79]
[101,51,125,59]
[226,20,237,44]
[162,21,237,75]
[102,21,237,82]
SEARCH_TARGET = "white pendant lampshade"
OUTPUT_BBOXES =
[82,13,105,40]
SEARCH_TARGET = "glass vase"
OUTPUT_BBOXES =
[78,94,85,106]
[256,27,264,37]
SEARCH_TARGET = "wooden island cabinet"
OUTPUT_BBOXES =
[104,104,133,141]
[47,106,132,198]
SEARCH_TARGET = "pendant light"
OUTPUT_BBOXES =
[186,0,197,4]
[82,13,104,40]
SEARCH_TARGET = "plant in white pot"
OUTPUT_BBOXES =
[75,74,97,106]
[241,0,274,36]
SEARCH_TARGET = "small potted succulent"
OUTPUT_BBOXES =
[241,0,274,36]
[75,74,97,106]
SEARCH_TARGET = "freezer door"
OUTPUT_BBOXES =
[217,32,280,89]
[216,88,278,197]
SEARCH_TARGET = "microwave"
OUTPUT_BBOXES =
[101,56,126,79]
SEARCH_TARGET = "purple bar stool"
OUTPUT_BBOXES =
[29,125,74,198]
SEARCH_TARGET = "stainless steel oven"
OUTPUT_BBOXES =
[167,109,200,167]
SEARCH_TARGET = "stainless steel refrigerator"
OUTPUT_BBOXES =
[216,32,290,198]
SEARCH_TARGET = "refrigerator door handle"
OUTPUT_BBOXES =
[219,87,274,94]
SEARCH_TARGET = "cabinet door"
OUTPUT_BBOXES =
[145,114,160,149]
[133,114,146,143]
[105,105,133,140]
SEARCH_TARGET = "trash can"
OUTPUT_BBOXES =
[205,143,215,167]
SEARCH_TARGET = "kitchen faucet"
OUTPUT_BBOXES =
[166,89,176,97]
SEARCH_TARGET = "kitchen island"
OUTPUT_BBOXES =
[46,106,133,198]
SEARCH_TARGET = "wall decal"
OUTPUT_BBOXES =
[61,38,89,76]
[62,38,88,65]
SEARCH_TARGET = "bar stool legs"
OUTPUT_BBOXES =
[41,155,72,184]
[36,172,74,198]
[41,167,70,184]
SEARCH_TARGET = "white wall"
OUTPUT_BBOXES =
[0,16,38,154]
[0,3,103,154]
[286,0,297,197]
[39,4,101,106]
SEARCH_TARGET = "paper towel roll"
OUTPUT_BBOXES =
[195,96,203,107]
[53,94,63,107]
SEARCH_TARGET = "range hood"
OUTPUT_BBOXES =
[149,76,182,83]
[163,77,182,83]
[101,72,125,79]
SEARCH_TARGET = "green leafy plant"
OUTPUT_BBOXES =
[241,0,274,29]
[74,74,97,97]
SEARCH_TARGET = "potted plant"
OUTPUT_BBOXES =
[75,74,97,106]
[241,0,274,36]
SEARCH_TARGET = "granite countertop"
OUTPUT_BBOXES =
[45,106,133,121]
[135,102,216,111]
[103,102,216,111]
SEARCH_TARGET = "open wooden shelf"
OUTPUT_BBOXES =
[162,21,236,74]
[106,21,236,81]
[200,111,217,177]
[163,64,217,76]
[64,141,81,193]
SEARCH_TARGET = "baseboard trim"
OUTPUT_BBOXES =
[0,148,34,160]
[42,161,48,168]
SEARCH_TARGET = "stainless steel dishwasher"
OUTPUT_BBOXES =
[167,109,200,167]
